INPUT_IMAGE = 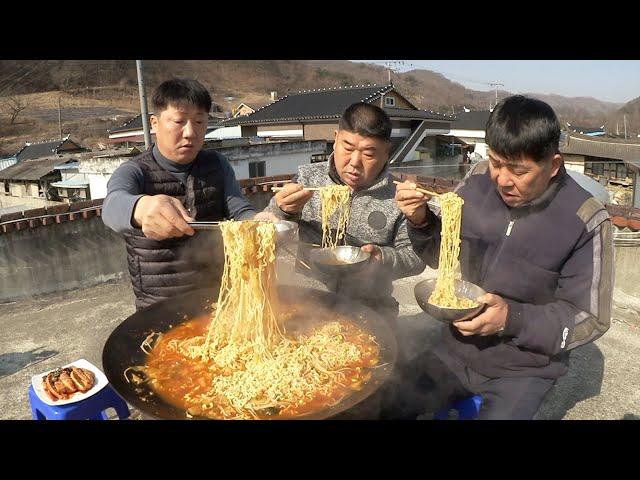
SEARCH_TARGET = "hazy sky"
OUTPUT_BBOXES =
[353,60,640,104]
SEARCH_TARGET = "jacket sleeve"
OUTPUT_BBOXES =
[503,214,614,356]
[405,161,487,268]
[407,209,442,269]
[379,216,427,280]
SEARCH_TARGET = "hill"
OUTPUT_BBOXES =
[0,60,627,155]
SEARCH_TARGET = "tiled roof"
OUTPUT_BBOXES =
[15,137,85,161]
[383,107,453,122]
[109,112,223,134]
[451,110,491,131]
[0,158,76,181]
[560,133,640,170]
[220,84,396,126]
[108,113,150,134]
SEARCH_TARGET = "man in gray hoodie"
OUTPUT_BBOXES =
[264,102,425,321]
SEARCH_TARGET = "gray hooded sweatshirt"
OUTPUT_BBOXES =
[265,156,425,312]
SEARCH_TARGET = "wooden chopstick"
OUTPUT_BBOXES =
[393,180,440,197]
[256,180,293,186]
[271,186,322,192]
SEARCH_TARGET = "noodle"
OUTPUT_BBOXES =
[319,185,351,248]
[144,219,380,419]
[428,192,476,309]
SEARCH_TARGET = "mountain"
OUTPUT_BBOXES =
[0,60,628,155]
[605,96,640,138]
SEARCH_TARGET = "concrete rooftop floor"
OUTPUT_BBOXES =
[1,255,639,420]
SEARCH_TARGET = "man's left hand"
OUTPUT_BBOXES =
[361,244,382,262]
[453,293,508,337]
[346,244,383,278]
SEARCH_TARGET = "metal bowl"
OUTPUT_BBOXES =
[309,246,371,275]
[274,220,298,244]
[414,278,487,323]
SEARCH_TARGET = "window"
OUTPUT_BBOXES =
[249,161,266,178]
[384,96,396,107]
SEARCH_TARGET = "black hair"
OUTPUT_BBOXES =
[152,78,212,114]
[485,95,561,163]
[338,102,392,141]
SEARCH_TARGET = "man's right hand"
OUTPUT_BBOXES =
[395,181,431,226]
[132,194,195,240]
[275,183,314,215]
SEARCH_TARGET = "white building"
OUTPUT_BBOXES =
[446,110,491,160]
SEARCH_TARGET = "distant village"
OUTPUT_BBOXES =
[1,82,639,218]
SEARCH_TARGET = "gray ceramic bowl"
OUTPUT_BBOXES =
[309,246,371,275]
[414,278,487,323]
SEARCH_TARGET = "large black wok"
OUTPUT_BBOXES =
[102,285,397,420]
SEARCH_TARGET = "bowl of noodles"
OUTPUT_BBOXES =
[414,278,486,323]
[309,245,371,275]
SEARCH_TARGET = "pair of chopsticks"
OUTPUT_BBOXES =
[187,221,220,230]
[393,180,440,197]
[256,180,293,186]
[271,186,322,192]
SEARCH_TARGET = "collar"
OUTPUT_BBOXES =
[152,144,196,173]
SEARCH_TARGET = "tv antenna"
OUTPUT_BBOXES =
[384,61,407,83]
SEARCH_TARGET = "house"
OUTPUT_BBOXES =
[217,83,453,164]
[15,136,87,162]
[442,110,492,160]
[206,140,327,180]
[0,157,77,203]
[77,147,141,199]
[560,132,640,207]
[107,110,224,147]
[50,160,91,202]
[232,103,255,117]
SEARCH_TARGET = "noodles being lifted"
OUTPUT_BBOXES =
[428,192,477,309]
[142,219,381,420]
[202,220,283,360]
[319,185,351,248]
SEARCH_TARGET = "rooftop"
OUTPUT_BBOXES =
[450,110,491,131]
[1,263,638,420]
[220,84,452,127]
[561,132,640,170]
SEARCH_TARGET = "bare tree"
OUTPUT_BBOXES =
[4,96,27,125]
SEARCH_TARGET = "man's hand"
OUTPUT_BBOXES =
[253,211,279,222]
[347,244,383,278]
[453,293,509,337]
[275,183,314,215]
[361,244,382,262]
[132,194,195,241]
[394,181,431,225]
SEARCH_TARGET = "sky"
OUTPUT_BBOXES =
[353,60,640,105]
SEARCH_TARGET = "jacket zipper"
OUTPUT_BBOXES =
[480,213,515,285]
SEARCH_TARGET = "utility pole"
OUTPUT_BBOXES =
[624,114,627,139]
[384,60,405,84]
[136,60,152,150]
[57,96,62,140]
[488,81,504,109]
